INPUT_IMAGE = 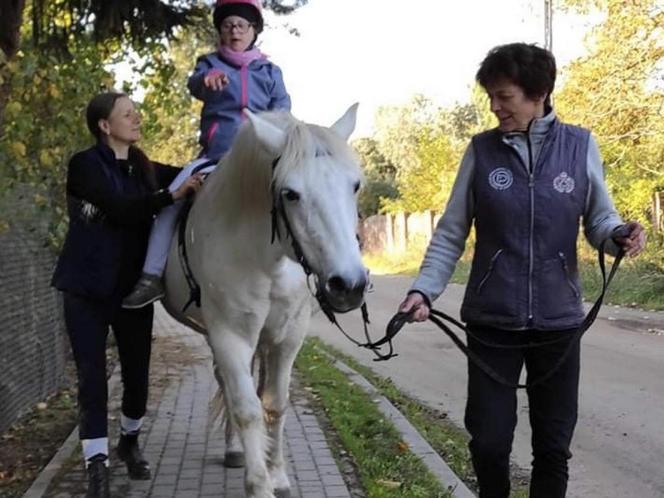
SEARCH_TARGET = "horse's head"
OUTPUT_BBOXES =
[246,105,369,313]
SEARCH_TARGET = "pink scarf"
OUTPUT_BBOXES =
[218,45,266,67]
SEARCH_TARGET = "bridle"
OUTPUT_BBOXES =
[270,156,398,361]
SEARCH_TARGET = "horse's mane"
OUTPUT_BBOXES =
[205,111,361,220]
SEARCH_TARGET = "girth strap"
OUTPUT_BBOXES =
[177,158,217,313]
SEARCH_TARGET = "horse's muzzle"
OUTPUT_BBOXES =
[321,271,368,313]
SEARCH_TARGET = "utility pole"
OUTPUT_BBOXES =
[544,0,553,51]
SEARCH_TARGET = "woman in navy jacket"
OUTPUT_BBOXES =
[52,92,202,498]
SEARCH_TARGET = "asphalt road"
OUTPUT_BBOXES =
[308,275,664,498]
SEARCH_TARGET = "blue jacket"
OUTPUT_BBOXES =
[52,143,179,302]
[188,51,291,160]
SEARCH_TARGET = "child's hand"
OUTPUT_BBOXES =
[204,69,229,91]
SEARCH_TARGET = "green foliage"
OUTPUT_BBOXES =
[138,26,215,165]
[0,35,115,244]
[353,137,398,217]
[27,0,207,53]
[557,0,664,227]
[372,95,476,214]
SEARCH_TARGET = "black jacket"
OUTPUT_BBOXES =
[52,142,179,301]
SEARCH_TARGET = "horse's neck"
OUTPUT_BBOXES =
[190,179,286,271]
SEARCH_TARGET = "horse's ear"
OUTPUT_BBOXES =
[244,108,287,156]
[330,103,359,141]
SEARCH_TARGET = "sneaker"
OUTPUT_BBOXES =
[122,273,164,309]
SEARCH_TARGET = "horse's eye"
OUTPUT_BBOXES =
[282,189,300,202]
[353,181,361,193]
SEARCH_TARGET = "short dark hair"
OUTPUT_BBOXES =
[476,43,557,103]
[86,92,128,141]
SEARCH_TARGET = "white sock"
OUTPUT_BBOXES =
[121,414,144,435]
[82,438,109,466]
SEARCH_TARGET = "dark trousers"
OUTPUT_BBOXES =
[63,293,153,440]
[464,326,580,498]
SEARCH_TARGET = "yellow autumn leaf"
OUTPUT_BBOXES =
[11,142,26,157]
[376,479,402,489]
[34,194,48,207]
[48,85,61,99]
[5,101,22,116]
[39,150,54,167]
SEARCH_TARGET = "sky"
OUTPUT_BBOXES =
[256,0,600,137]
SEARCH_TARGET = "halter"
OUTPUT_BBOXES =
[270,157,397,361]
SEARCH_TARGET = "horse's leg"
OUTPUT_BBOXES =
[211,365,244,467]
[262,314,309,497]
[209,330,274,498]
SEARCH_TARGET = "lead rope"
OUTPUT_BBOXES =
[370,238,624,387]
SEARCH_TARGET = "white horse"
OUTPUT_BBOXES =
[161,104,368,498]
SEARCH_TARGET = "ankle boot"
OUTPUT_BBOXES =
[86,454,110,498]
[116,433,151,480]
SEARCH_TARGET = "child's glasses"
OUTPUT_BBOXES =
[220,20,254,34]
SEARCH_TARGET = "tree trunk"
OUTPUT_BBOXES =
[0,0,26,134]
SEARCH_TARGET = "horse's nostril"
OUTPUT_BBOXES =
[327,276,347,294]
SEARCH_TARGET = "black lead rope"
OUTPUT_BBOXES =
[371,240,625,388]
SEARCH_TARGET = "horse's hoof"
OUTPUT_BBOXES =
[223,451,245,468]
[274,488,291,498]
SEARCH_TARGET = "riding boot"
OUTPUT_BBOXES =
[85,454,110,498]
[116,433,151,480]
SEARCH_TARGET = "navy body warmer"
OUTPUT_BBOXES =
[461,120,590,330]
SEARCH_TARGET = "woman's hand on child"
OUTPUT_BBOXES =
[172,173,204,201]
[204,69,229,91]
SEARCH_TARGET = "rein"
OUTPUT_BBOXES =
[370,239,625,388]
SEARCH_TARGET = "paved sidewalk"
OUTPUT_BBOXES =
[41,307,352,498]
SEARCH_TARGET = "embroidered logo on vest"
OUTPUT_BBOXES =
[488,167,513,191]
[553,172,575,193]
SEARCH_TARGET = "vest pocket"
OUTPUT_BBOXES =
[465,249,519,318]
[558,252,580,298]
[538,253,581,320]
[476,249,504,294]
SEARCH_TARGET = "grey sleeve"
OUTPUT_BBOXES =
[583,134,624,255]
[410,144,475,303]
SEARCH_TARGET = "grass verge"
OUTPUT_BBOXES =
[296,337,530,497]
[295,338,454,498]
